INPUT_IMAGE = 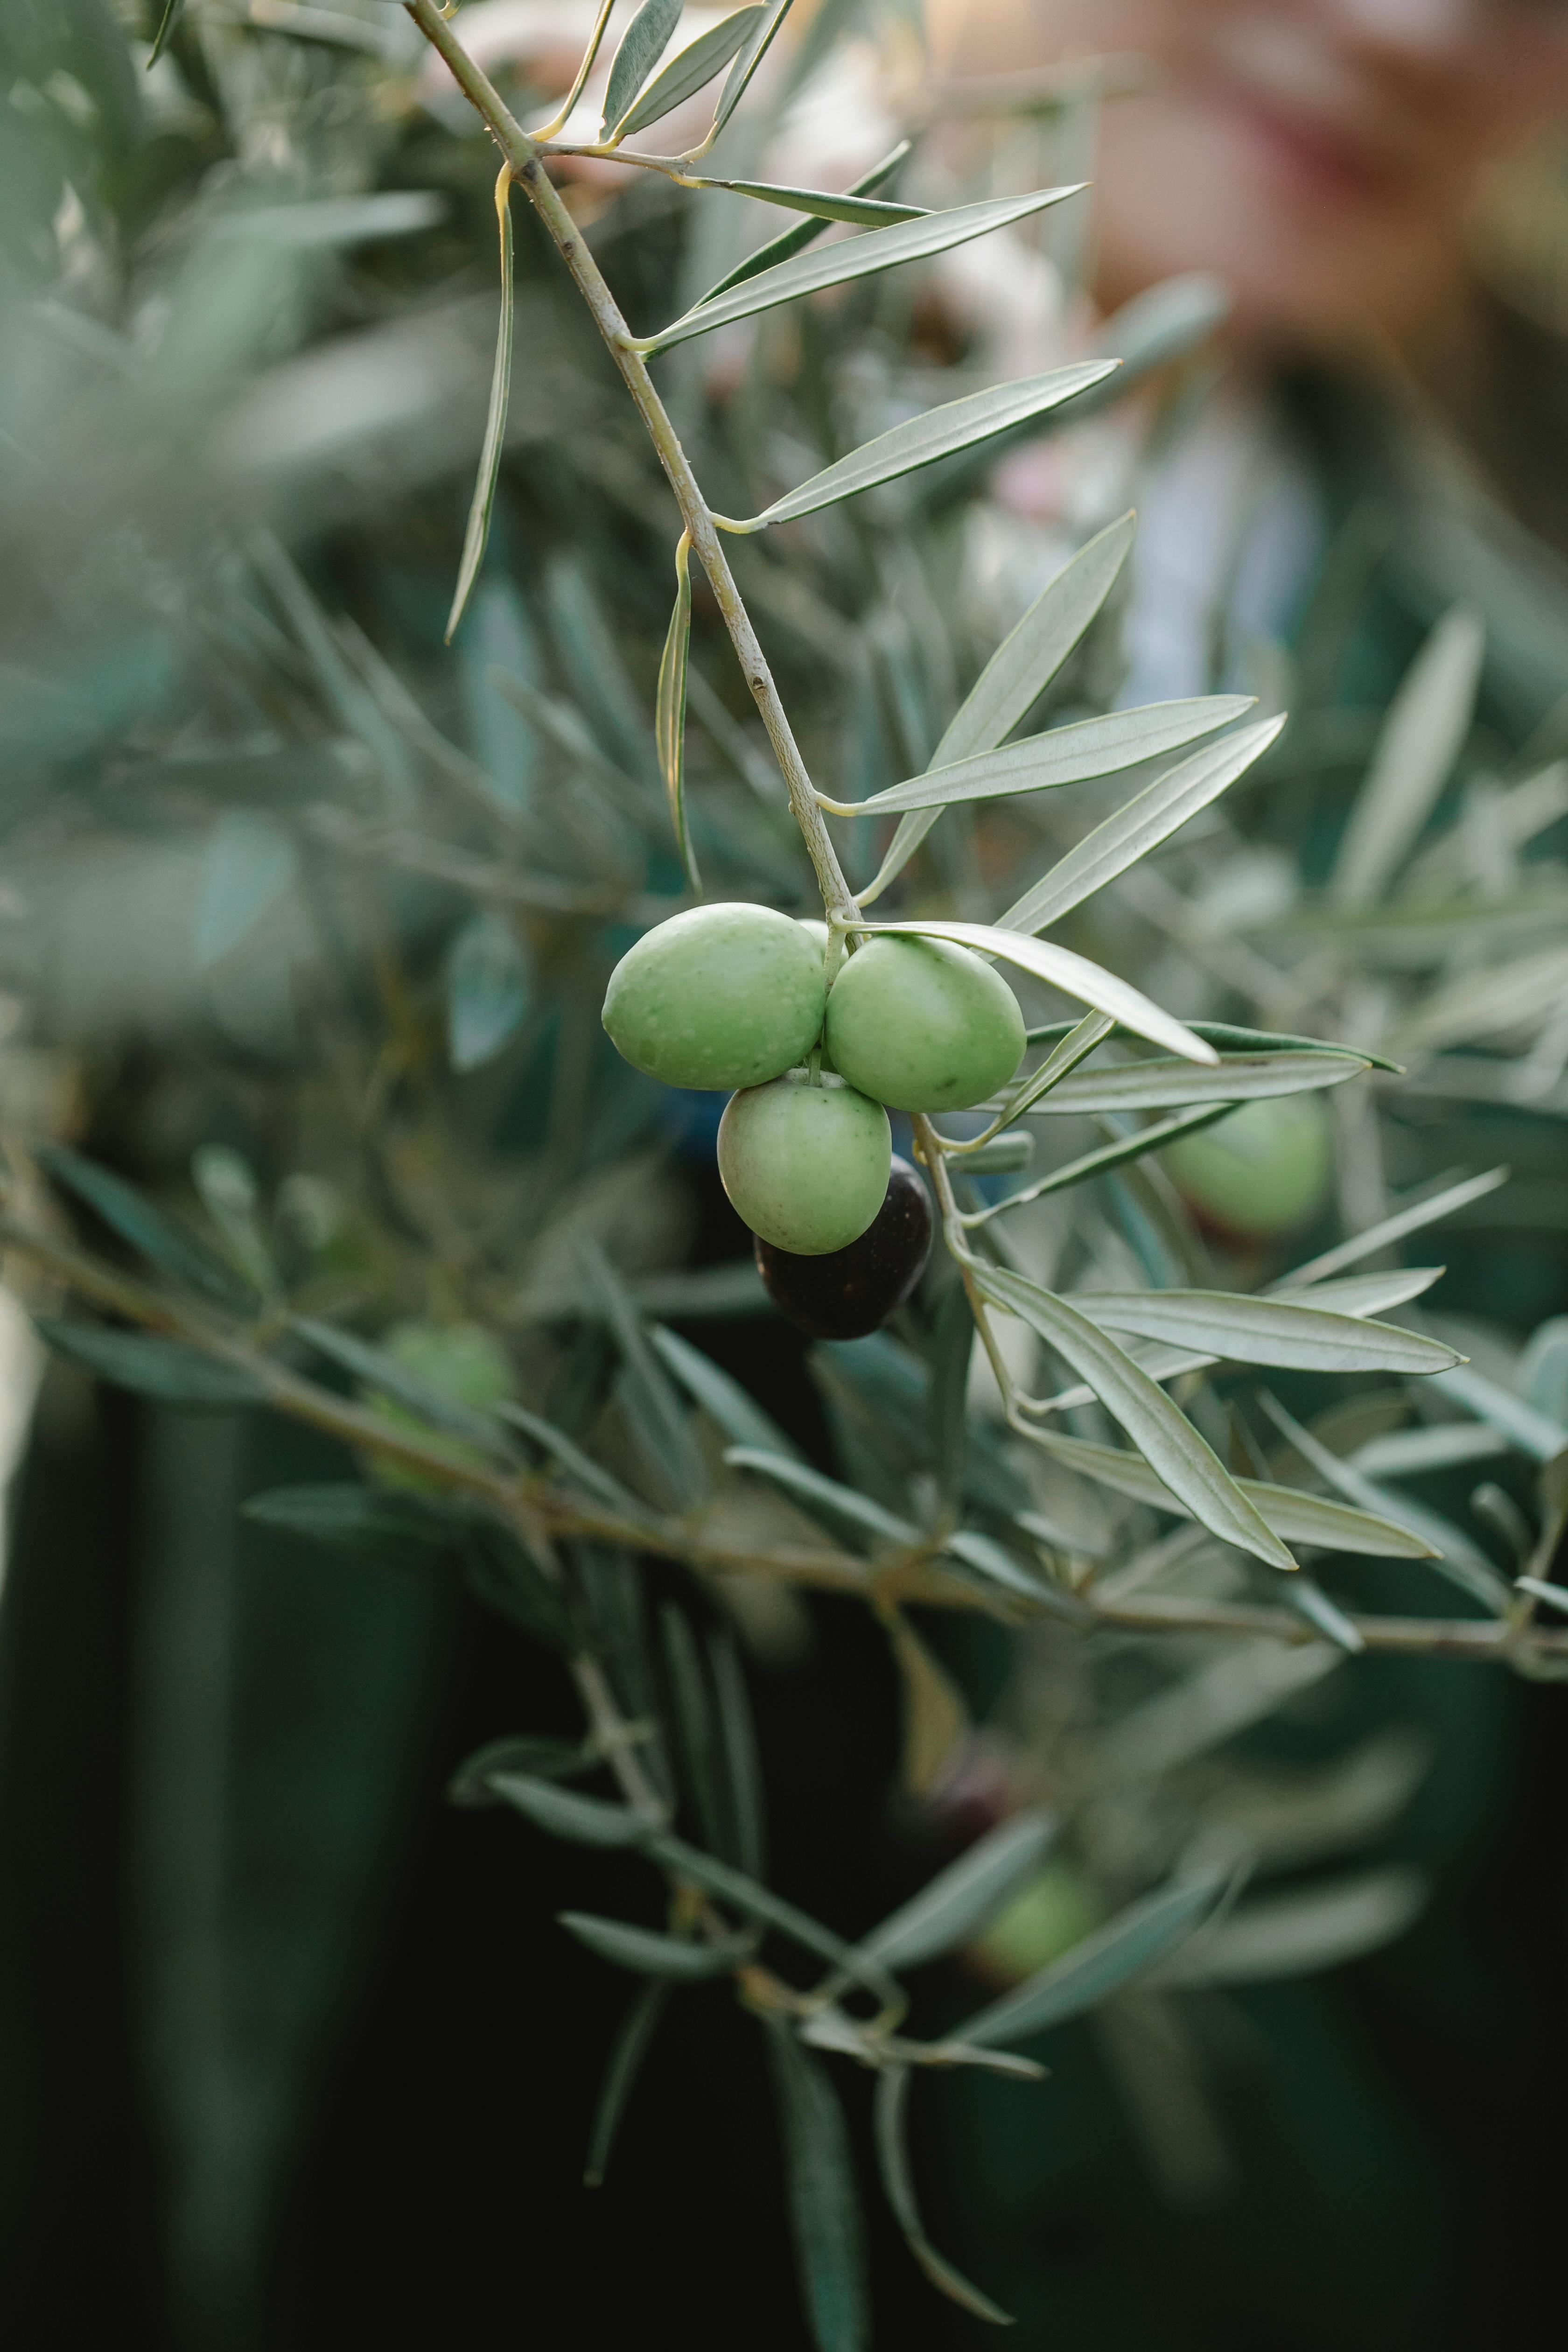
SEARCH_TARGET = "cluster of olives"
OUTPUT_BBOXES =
[602,903,1027,1336]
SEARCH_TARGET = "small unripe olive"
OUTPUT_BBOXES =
[362,1320,515,1496]
[756,1154,931,1338]
[718,1069,891,1254]
[602,903,826,1091]
[825,935,1026,1113]
[965,1862,1105,1988]
[1164,1093,1333,1239]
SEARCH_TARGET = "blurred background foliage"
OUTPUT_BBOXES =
[2,4,1568,2349]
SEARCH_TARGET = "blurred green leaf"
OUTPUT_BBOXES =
[445,166,516,642]
[490,1772,650,1847]
[447,909,532,1072]
[602,0,685,135]
[461,1521,579,1651]
[35,1143,256,1311]
[651,1326,803,1458]
[1094,1641,1342,1788]
[1281,1168,1510,1285]
[616,7,764,134]
[559,1910,750,1977]
[1331,606,1484,907]
[1282,1575,1365,1655]
[500,1402,657,1523]
[724,1445,911,1548]
[660,1602,728,1855]
[1153,1869,1425,1987]
[584,1984,669,2188]
[645,187,1085,352]
[966,1105,1232,1221]
[959,1872,1230,2049]
[193,812,298,970]
[293,1316,512,1452]
[926,1280,975,1512]
[448,1735,596,1805]
[873,2068,1013,2325]
[731,362,1115,530]
[581,1244,711,1508]
[648,1832,898,2000]
[765,2020,870,2352]
[707,1628,767,1876]
[857,1812,1059,1973]
[1001,716,1283,936]
[241,1480,463,1566]
[37,1321,267,1410]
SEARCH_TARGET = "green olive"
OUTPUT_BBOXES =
[965,1862,1105,1988]
[362,1320,516,1495]
[824,934,1026,1113]
[718,1069,891,1254]
[602,903,826,1091]
[1164,1093,1333,1239]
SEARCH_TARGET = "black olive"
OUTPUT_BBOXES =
[755,1155,932,1340]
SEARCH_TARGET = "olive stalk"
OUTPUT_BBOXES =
[402,0,861,931]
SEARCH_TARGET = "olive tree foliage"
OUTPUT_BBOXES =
[2,2,1566,2339]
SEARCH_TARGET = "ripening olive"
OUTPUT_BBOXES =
[825,935,1026,1113]
[602,903,826,1091]
[756,1154,932,1338]
[1164,1093,1333,1239]
[718,1069,890,1254]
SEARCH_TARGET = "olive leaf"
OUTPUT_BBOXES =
[861,512,1136,905]
[724,1444,914,1548]
[660,1602,728,1856]
[708,1628,767,1876]
[643,186,1086,352]
[819,695,1251,818]
[615,6,763,136]
[148,0,186,67]
[37,1321,268,1411]
[724,360,1116,530]
[650,1325,804,1459]
[35,1141,256,1310]
[1283,1577,1365,1655]
[240,1480,465,1566]
[445,165,515,643]
[1000,715,1285,935]
[855,921,1218,1065]
[559,1911,750,1978]
[647,1832,900,2003]
[601,0,685,137]
[1151,1869,1426,1988]
[655,530,700,889]
[855,1811,1059,1972]
[1017,1425,1439,1559]
[447,908,532,1071]
[448,1736,596,1805]
[1330,605,1484,907]
[490,1772,651,1848]
[702,0,797,145]
[873,2068,1014,2326]
[194,810,298,969]
[694,176,924,229]
[1426,1363,1568,1464]
[765,2021,870,2352]
[1026,1049,1366,1116]
[957,1871,1232,2049]
[292,1316,513,1451]
[500,1401,658,1524]
[688,137,915,309]
[581,1243,711,1508]
[973,1272,1298,1571]
[1067,1289,1462,1377]
[584,1984,668,2189]
[1279,1167,1509,1286]
[962,1105,1232,1223]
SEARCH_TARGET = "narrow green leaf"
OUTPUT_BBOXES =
[959,1873,1230,2048]
[706,0,796,140]
[1350,1421,1505,1478]
[927,1280,976,1511]
[241,1480,462,1565]
[148,0,186,67]
[1257,1393,1508,1607]
[1280,1168,1509,1287]
[35,1142,255,1309]
[857,1812,1059,1972]
[1026,1050,1366,1117]
[873,2069,1015,2326]
[1024,1018,1401,1072]
[560,1911,749,1978]
[1018,1426,1439,1559]
[1000,716,1284,935]
[708,1628,767,1877]
[941,1527,1079,1610]
[1424,1364,1568,1466]
[499,1401,657,1523]
[690,140,913,309]
[724,1444,912,1549]
[1153,1869,1425,1987]
[461,1521,579,1652]
[823,696,1251,819]
[448,909,532,1071]
[765,2021,870,2352]
[655,530,700,890]
[696,176,924,229]
[729,361,1116,531]
[581,1243,711,1507]
[445,165,515,642]
[858,920,1218,1066]
[648,1832,900,2003]
[644,186,1085,353]
[616,7,763,135]
[584,1984,668,2188]
[1273,1269,1443,1316]
[602,0,685,135]
[651,1325,803,1459]
[982,1010,1113,1126]
[957,1131,1034,1174]
[490,1771,649,1848]
[448,1735,595,1805]
[1094,1641,1340,1788]
[660,1603,728,1856]
[38,1322,266,1411]
[1283,1576,1365,1655]
[1069,1289,1461,1377]
[974,1273,1296,1570]
[292,1316,512,1452]
[862,514,1135,905]
[967,1106,1232,1223]
[195,811,298,968]
[1387,946,1568,1058]
[1331,606,1484,906]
